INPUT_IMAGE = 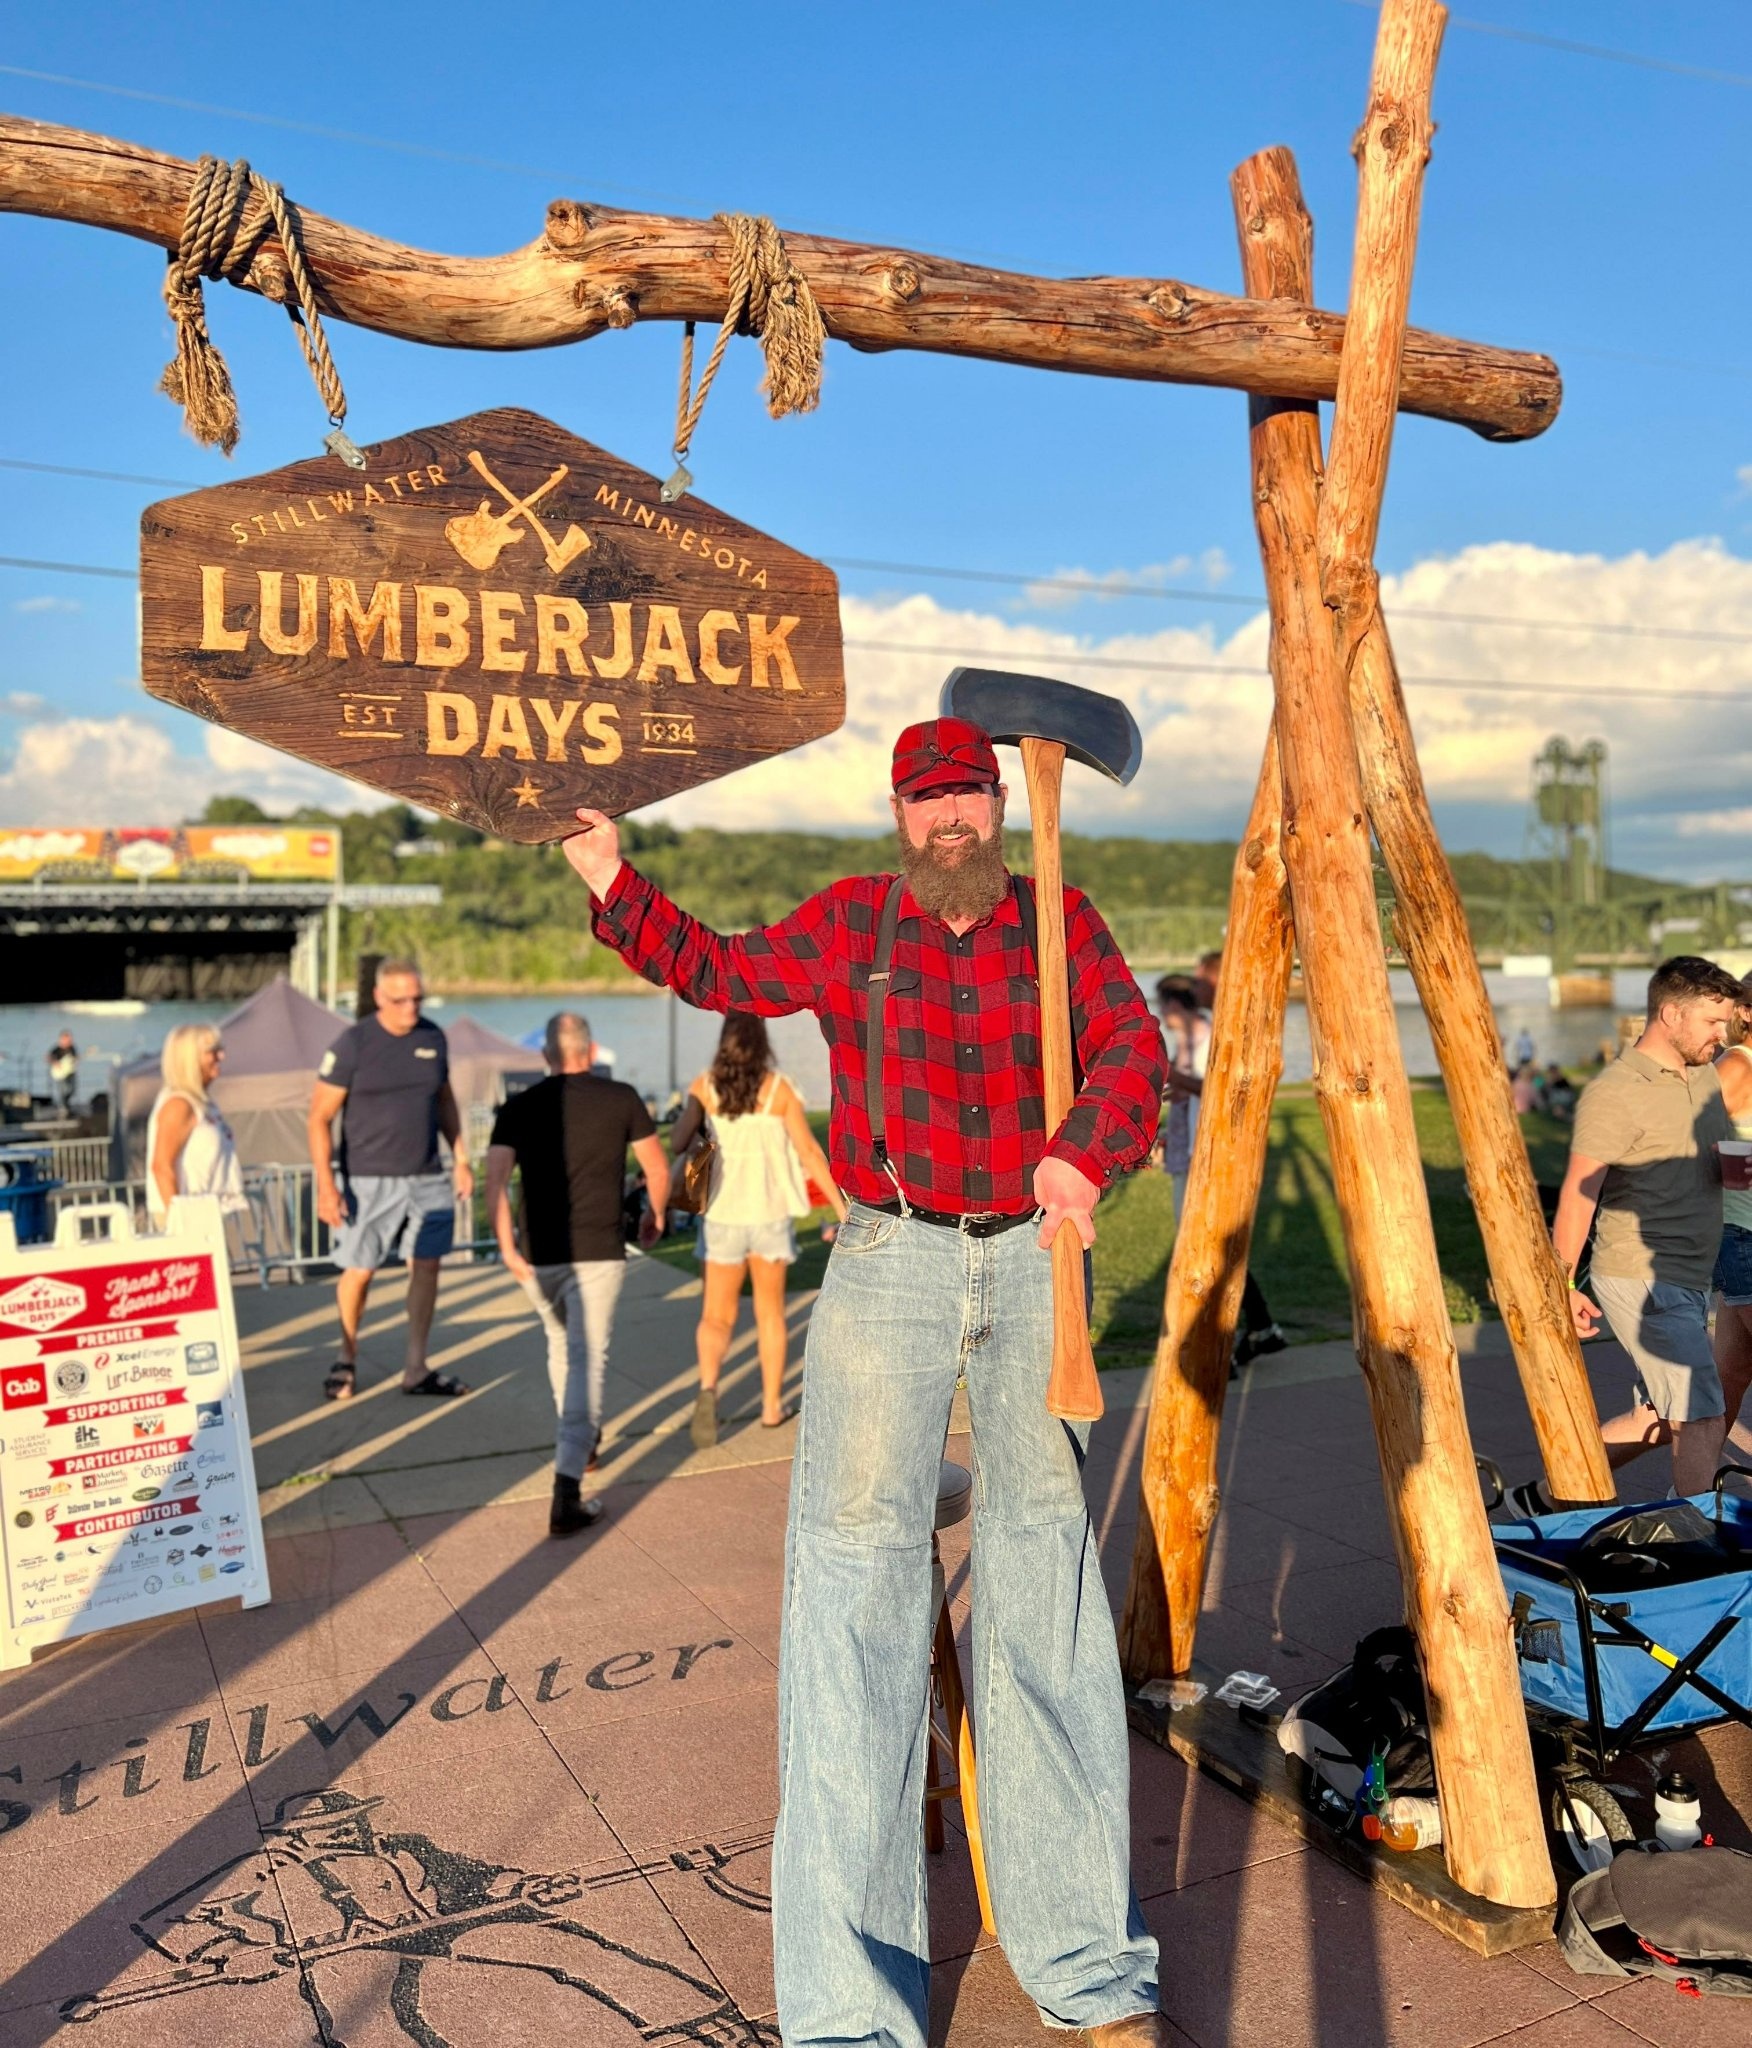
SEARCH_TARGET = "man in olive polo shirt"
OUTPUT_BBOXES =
[1532,956,1743,1502]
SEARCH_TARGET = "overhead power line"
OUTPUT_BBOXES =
[843,639,1749,707]
[9,468,1752,652]
[0,552,1738,706]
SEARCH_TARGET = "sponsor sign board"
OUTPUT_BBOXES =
[0,1198,269,1664]
[139,408,846,841]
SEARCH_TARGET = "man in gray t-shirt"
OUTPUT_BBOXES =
[1528,956,1741,1503]
[308,957,474,1403]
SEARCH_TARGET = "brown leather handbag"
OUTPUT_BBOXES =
[669,1133,718,1215]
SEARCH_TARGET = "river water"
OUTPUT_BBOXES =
[8,969,1649,1112]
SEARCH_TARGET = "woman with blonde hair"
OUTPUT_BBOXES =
[147,1023,246,1226]
[671,1012,845,1448]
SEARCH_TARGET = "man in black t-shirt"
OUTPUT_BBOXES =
[487,1011,670,1536]
[308,958,474,1403]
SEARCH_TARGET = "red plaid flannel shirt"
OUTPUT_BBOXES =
[590,864,1163,1212]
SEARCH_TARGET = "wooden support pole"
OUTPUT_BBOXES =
[0,114,1560,441]
[1350,620,1612,1501]
[1118,726,1293,1681]
[1238,135,1553,1910]
[1316,8,1613,1507]
[1117,120,1306,1682]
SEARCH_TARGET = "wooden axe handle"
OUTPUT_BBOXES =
[1020,736,1104,1423]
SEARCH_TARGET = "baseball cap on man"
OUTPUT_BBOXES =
[891,717,1001,800]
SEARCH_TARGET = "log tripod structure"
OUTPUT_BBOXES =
[0,0,1602,1907]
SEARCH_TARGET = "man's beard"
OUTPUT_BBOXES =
[897,807,1010,922]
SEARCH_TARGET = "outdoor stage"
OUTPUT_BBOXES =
[4,1263,1752,2046]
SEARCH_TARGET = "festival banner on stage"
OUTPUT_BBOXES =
[0,1197,270,1666]
[0,826,337,884]
[138,408,847,842]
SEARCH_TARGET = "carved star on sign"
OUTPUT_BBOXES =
[138,408,846,843]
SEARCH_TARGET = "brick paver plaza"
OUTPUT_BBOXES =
[5,1254,1752,2046]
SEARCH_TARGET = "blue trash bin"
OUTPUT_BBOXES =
[0,1145,61,1244]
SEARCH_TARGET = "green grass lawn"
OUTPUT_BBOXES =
[643,1085,1577,1368]
[1087,1085,1576,1362]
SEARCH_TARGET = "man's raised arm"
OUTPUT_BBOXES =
[563,807,835,1017]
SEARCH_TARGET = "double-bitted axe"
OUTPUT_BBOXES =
[939,667,1143,1422]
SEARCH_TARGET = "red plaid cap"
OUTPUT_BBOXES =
[891,716,1000,799]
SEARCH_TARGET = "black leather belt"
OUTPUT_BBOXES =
[866,1201,1038,1239]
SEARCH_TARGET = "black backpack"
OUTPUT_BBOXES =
[1561,1845,1752,1996]
[1276,1625,1435,1809]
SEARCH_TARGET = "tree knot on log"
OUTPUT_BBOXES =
[544,199,594,250]
[1192,1486,1221,1536]
[1147,282,1193,323]
[576,280,640,329]
[880,260,922,305]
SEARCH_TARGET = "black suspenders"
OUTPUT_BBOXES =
[862,874,1080,1169]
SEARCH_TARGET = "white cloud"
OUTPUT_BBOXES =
[0,715,366,823]
[1,693,45,717]
[1020,551,1232,611]
[12,595,80,615]
[650,536,1752,881]
[2,536,1743,880]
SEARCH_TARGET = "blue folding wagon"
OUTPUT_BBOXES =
[1492,1472,1752,1866]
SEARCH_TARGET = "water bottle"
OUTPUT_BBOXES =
[1654,1773,1702,1851]
[1362,1795,1442,1851]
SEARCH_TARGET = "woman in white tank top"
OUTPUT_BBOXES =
[670,1013,845,1448]
[147,1023,246,1226]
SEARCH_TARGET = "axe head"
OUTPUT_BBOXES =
[938,667,1142,786]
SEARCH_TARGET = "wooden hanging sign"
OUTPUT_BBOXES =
[139,408,845,841]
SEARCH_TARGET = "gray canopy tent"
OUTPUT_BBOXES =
[114,981,542,1180]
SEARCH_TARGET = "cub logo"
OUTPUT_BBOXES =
[2,1364,45,1411]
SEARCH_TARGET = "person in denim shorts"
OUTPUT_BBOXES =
[1713,985,1752,1435]
[668,1012,844,1450]
[1513,957,1743,1511]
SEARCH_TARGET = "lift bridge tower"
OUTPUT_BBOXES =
[1522,736,1609,973]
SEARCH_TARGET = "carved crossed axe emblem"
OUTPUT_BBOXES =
[444,450,592,575]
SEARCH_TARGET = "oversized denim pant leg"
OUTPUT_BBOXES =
[965,1225,1159,2031]
[525,1261,625,1479]
[772,1209,962,2048]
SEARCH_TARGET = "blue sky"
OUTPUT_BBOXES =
[2,0,1750,876]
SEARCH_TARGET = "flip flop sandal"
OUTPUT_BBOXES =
[761,1400,800,1429]
[402,1371,471,1398]
[323,1361,357,1402]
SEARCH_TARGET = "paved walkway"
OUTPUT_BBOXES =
[4,1255,1752,2046]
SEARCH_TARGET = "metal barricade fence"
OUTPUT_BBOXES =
[47,1163,488,1286]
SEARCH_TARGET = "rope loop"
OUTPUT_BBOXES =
[670,212,825,476]
[158,154,356,461]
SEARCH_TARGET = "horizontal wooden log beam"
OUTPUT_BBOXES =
[0,116,1559,442]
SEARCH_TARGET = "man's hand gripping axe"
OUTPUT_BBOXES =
[938,667,1143,1423]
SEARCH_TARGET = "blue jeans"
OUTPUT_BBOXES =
[773,1203,1158,2046]
[517,1260,626,1479]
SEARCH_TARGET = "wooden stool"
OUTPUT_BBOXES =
[924,1458,994,1932]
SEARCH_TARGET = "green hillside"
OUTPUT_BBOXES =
[194,795,1686,993]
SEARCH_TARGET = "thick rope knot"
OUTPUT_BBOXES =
[671,212,825,476]
[159,154,354,460]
